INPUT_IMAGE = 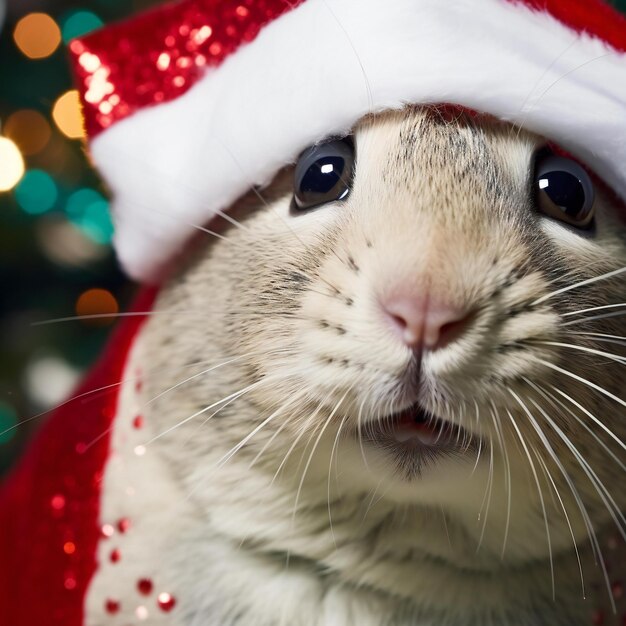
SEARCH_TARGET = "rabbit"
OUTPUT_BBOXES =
[76,105,626,625]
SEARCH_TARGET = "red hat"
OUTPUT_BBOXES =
[70,0,626,282]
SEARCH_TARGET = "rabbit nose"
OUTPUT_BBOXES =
[382,293,472,352]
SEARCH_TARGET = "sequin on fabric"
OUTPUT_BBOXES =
[157,592,177,612]
[70,0,304,137]
[137,578,153,595]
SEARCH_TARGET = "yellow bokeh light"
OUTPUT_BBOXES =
[52,90,85,139]
[0,137,25,192]
[13,13,61,60]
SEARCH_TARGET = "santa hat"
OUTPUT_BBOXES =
[70,0,626,282]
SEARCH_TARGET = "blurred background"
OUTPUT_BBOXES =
[1,0,626,477]
[0,0,162,475]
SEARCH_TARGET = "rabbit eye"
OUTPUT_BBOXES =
[293,138,355,211]
[534,151,595,228]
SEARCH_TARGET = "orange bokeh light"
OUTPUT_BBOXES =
[13,13,61,60]
[4,110,52,156]
[52,90,85,139]
[75,288,119,326]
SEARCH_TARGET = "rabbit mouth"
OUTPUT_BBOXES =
[362,404,481,474]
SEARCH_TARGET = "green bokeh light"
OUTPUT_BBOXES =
[15,170,58,215]
[65,188,114,244]
[66,188,103,217]
[0,402,18,445]
[61,10,104,43]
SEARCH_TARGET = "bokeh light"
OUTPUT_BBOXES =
[0,137,25,192]
[36,216,109,268]
[4,110,52,156]
[61,10,104,42]
[25,356,81,409]
[52,90,85,139]
[14,170,58,214]
[76,288,119,326]
[0,402,18,445]
[13,13,62,60]
[66,188,114,244]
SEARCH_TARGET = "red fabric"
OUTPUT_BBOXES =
[0,288,156,626]
[70,0,304,137]
[512,0,626,52]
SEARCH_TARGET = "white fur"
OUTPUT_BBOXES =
[89,0,626,282]
[85,339,190,625]
[83,108,626,625]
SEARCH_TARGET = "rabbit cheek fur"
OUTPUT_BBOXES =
[133,107,626,625]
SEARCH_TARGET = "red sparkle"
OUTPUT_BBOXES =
[92,470,104,486]
[157,592,176,612]
[132,415,144,429]
[613,582,624,599]
[101,523,115,538]
[105,599,120,614]
[75,441,87,455]
[592,610,605,626]
[101,405,115,420]
[110,548,121,563]
[50,494,66,511]
[63,541,76,555]
[117,517,131,533]
[69,40,84,54]
[137,578,153,595]
[64,576,77,591]
[69,0,303,138]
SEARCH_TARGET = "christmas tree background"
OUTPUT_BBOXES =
[1,0,625,475]
[0,0,161,474]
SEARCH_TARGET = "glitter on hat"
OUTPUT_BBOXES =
[70,0,303,136]
[50,494,66,511]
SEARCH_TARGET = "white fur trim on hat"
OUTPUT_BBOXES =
[88,0,626,281]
